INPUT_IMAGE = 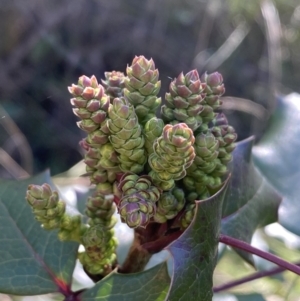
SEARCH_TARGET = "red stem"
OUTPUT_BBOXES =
[219,234,300,275]
[213,261,300,292]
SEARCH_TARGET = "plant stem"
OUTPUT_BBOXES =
[219,234,300,275]
[142,231,182,253]
[118,231,152,274]
[213,261,300,292]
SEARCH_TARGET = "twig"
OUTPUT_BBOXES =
[260,0,282,115]
[219,234,300,275]
[196,20,250,71]
[221,96,268,120]
[0,147,29,179]
[0,105,33,175]
[213,260,300,292]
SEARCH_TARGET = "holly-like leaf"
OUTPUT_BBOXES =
[165,177,229,301]
[222,136,261,218]
[79,262,170,301]
[220,137,281,264]
[0,171,79,295]
[253,93,300,236]
[221,176,281,264]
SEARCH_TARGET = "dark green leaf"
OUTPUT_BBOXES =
[0,171,79,295]
[166,177,229,301]
[253,93,300,235]
[221,176,281,264]
[222,136,261,217]
[221,137,281,264]
[79,262,170,301]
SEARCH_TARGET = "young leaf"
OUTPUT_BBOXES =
[165,177,229,301]
[79,262,170,301]
[0,171,79,295]
[253,93,300,236]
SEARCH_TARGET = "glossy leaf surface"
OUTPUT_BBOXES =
[221,138,281,264]
[0,171,79,295]
[79,262,170,301]
[166,178,229,301]
[253,93,300,236]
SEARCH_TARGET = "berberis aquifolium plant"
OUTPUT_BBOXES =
[26,55,236,276]
[2,55,300,300]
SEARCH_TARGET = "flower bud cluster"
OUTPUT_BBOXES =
[27,55,237,276]
[79,224,117,275]
[148,123,196,191]
[78,192,118,275]
[26,183,65,229]
[26,184,84,241]
[69,75,110,137]
[124,56,161,125]
[161,70,205,131]
[108,97,146,173]
[199,72,225,129]
[154,187,185,223]
[211,114,237,165]
[118,173,161,228]
[180,203,196,229]
[69,76,121,196]
[183,132,221,198]
[143,117,164,155]
[101,71,125,102]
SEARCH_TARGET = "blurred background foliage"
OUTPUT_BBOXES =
[1,1,300,300]
[0,0,300,178]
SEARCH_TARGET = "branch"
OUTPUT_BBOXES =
[219,234,300,275]
[214,260,300,293]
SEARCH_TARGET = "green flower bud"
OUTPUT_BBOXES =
[148,171,175,191]
[26,184,66,229]
[186,192,198,202]
[124,56,161,124]
[26,184,57,209]
[88,216,117,229]
[161,70,205,131]
[119,194,154,228]
[154,188,185,223]
[101,71,125,101]
[79,223,118,274]
[183,175,208,195]
[96,182,113,195]
[148,123,195,189]
[117,173,161,228]
[69,75,111,134]
[209,114,237,175]
[180,203,196,229]
[80,139,120,186]
[85,193,116,227]
[108,97,146,173]
[201,72,225,96]
[199,72,225,124]
[143,117,164,155]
